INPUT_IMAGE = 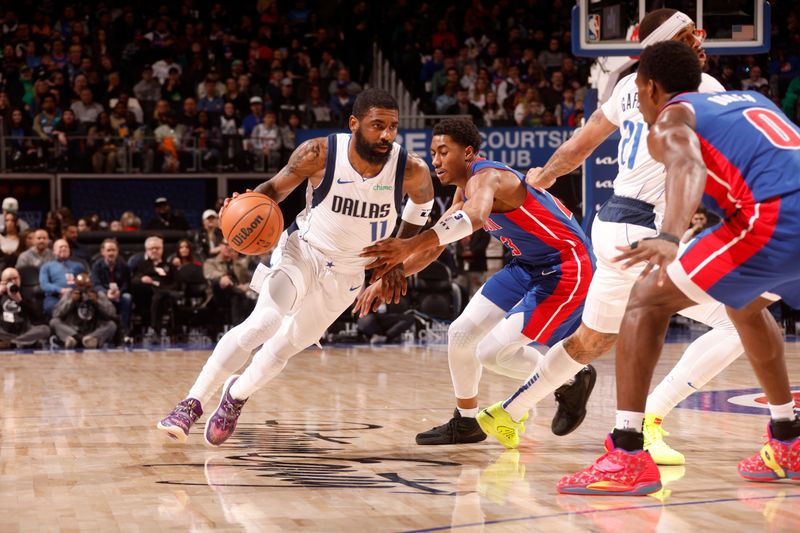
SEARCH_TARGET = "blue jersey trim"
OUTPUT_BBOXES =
[312,134,338,208]
[393,146,408,215]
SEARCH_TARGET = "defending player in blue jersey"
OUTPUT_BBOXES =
[356,118,596,446]
[559,41,800,496]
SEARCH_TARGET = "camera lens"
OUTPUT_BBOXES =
[7,283,20,295]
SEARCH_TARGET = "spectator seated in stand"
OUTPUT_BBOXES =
[171,238,202,268]
[145,197,189,231]
[90,239,132,339]
[131,235,179,338]
[194,209,224,259]
[16,229,53,269]
[39,239,84,317]
[50,272,117,349]
[250,110,283,172]
[0,267,51,349]
[203,243,255,326]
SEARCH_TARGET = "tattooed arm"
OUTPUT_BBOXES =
[527,108,618,189]
[253,137,327,203]
[373,153,435,302]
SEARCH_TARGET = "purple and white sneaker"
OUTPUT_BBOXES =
[205,375,248,447]
[157,398,203,443]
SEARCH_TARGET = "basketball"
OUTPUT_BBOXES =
[220,192,284,255]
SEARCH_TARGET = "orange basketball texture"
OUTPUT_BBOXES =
[220,192,284,255]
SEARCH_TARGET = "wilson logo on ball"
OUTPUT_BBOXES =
[231,215,265,247]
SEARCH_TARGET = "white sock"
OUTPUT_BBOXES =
[769,400,797,421]
[457,406,479,418]
[646,327,743,418]
[615,410,644,432]
[502,340,584,422]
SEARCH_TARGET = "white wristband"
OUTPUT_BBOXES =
[401,198,434,225]
[431,210,474,245]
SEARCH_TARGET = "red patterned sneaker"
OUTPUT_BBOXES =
[558,434,662,496]
[738,424,800,482]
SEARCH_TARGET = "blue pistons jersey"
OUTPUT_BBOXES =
[667,91,800,218]
[470,159,593,268]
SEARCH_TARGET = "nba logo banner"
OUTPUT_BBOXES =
[587,14,600,41]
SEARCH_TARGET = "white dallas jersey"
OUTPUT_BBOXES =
[295,133,406,273]
[600,72,725,220]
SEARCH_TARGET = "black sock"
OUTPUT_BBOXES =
[770,416,800,441]
[611,428,644,451]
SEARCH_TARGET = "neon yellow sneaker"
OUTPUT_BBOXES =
[476,402,528,449]
[643,414,685,465]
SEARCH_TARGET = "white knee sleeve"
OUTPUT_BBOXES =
[237,305,283,351]
[447,288,507,399]
[476,314,545,380]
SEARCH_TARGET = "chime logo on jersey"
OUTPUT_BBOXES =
[330,195,391,219]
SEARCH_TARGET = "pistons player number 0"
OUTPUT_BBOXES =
[742,108,800,150]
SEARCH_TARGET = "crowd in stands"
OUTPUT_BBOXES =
[0,2,797,174]
[381,1,800,128]
[0,195,263,348]
[0,1,371,173]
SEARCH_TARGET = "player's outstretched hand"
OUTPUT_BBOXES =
[378,264,407,304]
[353,281,384,318]
[613,238,679,286]
[361,238,413,280]
[526,167,556,189]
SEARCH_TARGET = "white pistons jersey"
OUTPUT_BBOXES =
[600,72,725,220]
[294,133,407,274]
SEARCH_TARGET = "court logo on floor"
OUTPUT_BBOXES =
[145,420,462,495]
[676,387,800,415]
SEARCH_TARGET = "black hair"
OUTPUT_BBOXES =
[432,118,482,152]
[638,41,701,94]
[638,8,678,41]
[352,88,399,119]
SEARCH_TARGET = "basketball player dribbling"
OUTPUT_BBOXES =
[476,9,745,464]
[560,40,800,494]
[157,89,435,446]
[358,118,597,448]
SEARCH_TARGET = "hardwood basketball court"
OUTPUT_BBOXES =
[2,341,799,531]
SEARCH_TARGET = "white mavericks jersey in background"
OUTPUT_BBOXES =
[600,72,725,222]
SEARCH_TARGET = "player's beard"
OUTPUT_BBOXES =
[354,128,392,166]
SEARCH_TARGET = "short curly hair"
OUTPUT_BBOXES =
[638,41,701,94]
[432,118,482,152]
[352,88,399,119]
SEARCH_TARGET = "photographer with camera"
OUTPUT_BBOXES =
[0,267,51,349]
[50,272,117,349]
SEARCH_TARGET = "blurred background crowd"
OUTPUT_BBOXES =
[0,0,796,174]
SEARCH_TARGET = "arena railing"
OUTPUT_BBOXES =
[0,134,287,174]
